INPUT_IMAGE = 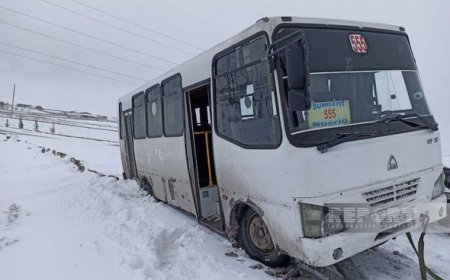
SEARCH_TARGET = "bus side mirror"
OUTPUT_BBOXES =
[288,89,310,112]
[286,40,311,111]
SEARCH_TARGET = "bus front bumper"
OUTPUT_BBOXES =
[297,195,448,267]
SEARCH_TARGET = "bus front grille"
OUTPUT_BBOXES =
[362,178,420,207]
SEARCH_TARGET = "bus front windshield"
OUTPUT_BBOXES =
[276,27,435,147]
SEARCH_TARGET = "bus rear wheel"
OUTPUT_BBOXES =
[239,208,290,267]
[139,177,154,197]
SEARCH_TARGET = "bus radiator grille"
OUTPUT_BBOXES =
[362,178,420,207]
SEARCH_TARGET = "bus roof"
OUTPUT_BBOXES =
[118,16,403,108]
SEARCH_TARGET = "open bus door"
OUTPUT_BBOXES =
[185,82,225,233]
[122,110,138,180]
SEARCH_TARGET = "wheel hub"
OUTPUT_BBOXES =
[249,215,274,252]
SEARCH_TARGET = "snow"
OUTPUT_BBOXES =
[0,136,128,280]
[0,115,118,143]
[0,132,271,280]
[444,155,450,167]
[68,178,270,280]
[0,125,121,176]
[1,127,449,280]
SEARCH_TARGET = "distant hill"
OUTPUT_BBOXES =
[0,101,113,123]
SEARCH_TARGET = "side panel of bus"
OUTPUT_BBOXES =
[210,32,296,246]
[131,77,197,217]
[161,137,196,214]
[133,137,167,201]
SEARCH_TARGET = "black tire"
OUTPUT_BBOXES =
[139,177,154,197]
[239,208,291,267]
[443,167,449,186]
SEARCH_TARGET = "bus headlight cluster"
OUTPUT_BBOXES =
[432,172,446,200]
[300,203,345,238]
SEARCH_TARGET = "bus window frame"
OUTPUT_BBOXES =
[161,73,184,138]
[119,102,123,140]
[271,23,413,148]
[132,91,147,140]
[211,31,283,150]
[145,84,163,139]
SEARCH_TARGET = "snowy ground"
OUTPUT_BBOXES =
[0,115,117,143]
[1,129,450,280]
[0,131,273,280]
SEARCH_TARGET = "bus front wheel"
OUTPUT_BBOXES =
[239,208,290,267]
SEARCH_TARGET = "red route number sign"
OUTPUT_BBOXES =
[349,34,368,54]
[323,109,337,120]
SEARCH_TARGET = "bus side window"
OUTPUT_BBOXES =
[162,75,184,137]
[132,92,146,139]
[146,85,163,138]
[214,35,281,147]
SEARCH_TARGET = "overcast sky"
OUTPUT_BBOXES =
[0,0,449,135]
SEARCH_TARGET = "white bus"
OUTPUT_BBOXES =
[118,17,447,267]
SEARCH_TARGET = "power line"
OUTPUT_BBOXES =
[154,0,227,33]
[0,49,140,86]
[69,0,204,51]
[42,0,197,56]
[0,41,148,82]
[0,20,165,72]
[0,4,178,65]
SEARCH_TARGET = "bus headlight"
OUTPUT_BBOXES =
[300,203,345,238]
[301,204,323,238]
[432,172,445,200]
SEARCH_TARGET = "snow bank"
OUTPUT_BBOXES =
[66,176,271,280]
[0,137,270,280]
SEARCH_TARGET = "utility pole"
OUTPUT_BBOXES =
[10,83,15,118]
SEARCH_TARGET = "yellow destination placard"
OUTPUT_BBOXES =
[307,100,351,128]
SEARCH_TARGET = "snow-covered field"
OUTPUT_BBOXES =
[0,116,117,143]
[1,127,450,280]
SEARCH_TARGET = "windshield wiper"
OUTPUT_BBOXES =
[372,112,438,131]
[317,130,382,153]
[316,113,437,153]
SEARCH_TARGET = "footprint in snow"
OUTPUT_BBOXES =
[0,203,23,252]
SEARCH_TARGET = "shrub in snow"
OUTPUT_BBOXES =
[50,122,55,134]
[18,116,24,129]
[7,203,20,223]
[5,119,9,127]
[34,119,39,132]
